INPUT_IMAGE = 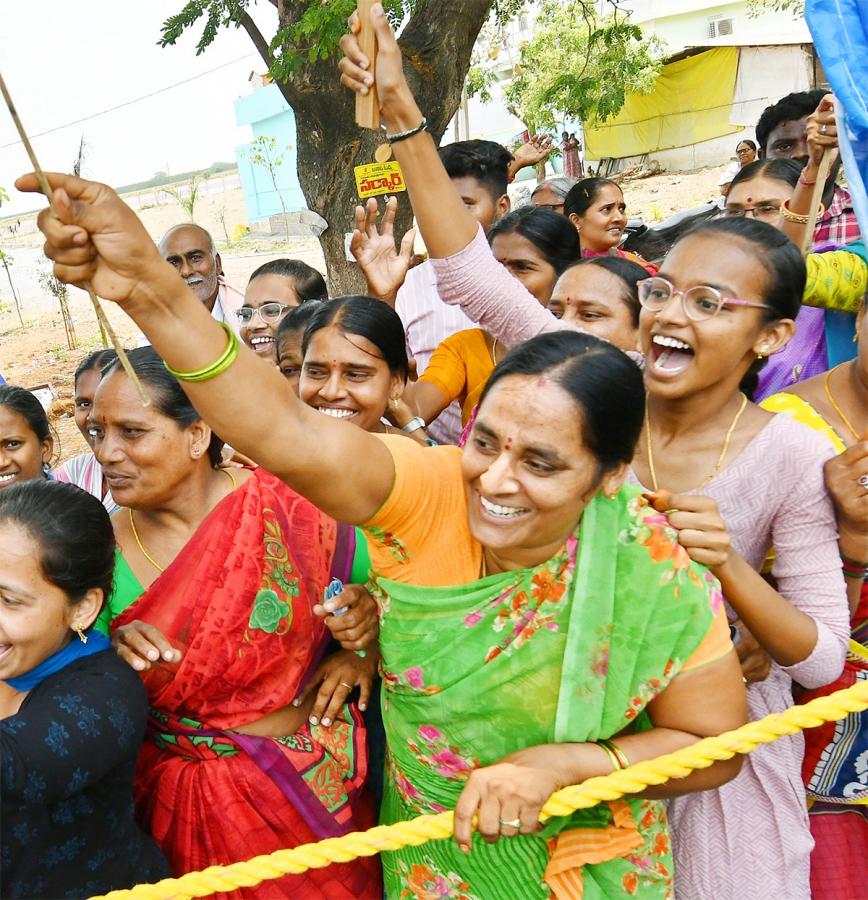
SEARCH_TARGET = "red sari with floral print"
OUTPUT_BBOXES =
[111,468,380,898]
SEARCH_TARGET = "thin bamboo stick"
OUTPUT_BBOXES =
[0,69,148,404]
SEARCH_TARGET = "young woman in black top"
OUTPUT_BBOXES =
[0,479,167,898]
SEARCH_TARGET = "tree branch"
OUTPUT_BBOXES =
[239,10,273,70]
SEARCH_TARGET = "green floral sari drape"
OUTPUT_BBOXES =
[372,487,723,899]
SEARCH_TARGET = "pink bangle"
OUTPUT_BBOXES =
[799,173,817,186]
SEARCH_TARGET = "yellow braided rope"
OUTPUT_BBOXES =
[91,680,868,900]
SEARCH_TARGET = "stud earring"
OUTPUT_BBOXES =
[73,624,88,644]
[389,397,399,410]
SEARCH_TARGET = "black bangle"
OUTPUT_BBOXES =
[386,117,427,144]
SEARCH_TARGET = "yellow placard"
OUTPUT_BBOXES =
[354,161,406,199]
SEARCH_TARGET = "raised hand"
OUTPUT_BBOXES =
[350,196,417,305]
[806,93,839,169]
[339,3,422,132]
[15,173,168,307]
[510,134,554,176]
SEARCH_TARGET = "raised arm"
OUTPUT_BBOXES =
[339,7,582,347]
[19,173,393,525]
[339,6,486,261]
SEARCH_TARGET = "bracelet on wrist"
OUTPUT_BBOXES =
[780,198,825,225]
[386,117,428,144]
[401,415,427,434]
[164,322,240,383]
[841,557,868,580]
[840,552,868,568]
[597,738,630,771]
[798,173,817,186]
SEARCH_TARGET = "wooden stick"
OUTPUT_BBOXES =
[0,69,149,404]
[800,149,833,257]
[355,0,380,130]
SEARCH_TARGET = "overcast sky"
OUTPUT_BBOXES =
[0,0,280,216]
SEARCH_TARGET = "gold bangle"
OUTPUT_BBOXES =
[164,322,240,382]
[780,198,826,225]
[602,738,630,769]
[597,741,621,772]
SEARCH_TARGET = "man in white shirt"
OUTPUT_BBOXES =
[396,140,513,444]
[158,224,244,332]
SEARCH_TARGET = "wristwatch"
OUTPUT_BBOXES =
[401,416,427,434]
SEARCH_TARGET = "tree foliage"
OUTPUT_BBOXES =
[501,0,661,129]
[162,176,203,222]
[747,0,804,16]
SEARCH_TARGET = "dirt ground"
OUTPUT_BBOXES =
[0,163,729,463]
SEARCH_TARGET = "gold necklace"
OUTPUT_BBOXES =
[824,364,861,441]
[128,508,165,573]
[491,338,499,367]
[126,469,237,575]
[645,393,749,492]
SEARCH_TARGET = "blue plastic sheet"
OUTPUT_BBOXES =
[806,0,868,236]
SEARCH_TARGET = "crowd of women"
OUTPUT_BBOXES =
[1,6,866,899]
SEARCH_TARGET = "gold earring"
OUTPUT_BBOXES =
[73,624,88,644]
[389,397,399,410]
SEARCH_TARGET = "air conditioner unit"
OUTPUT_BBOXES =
[708,17,735,38]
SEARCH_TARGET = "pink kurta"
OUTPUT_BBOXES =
[630,414,849,899]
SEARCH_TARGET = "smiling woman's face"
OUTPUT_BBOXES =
[0,524,85,681]
[462,374,624,571]
[0,407,52,490]
[299,326,403,433]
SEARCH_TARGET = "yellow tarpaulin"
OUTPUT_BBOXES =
[584,47,741,160]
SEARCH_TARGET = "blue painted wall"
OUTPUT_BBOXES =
[234,84,307,222]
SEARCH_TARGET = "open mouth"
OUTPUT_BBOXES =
[316,407,357,420]
[0,472,19,487]
[478,494,531,521]
[650,334,695,374]
[249,335,275,355]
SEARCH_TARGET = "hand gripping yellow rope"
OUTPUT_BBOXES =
[91,680,868,900]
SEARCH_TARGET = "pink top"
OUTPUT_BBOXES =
[630,413,850,899]
[430,226,573,348]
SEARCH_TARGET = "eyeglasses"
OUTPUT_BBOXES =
[721,203,781,223]
[736,148,754,156]
[638,277,772,322]
[235,302,292,324]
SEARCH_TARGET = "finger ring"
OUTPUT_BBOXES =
[339,682,353,689]
[499,817,521,830]
[820,123,828,135]
[858,474,868,490]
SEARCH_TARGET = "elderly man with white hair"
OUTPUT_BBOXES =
[158,224,244,333]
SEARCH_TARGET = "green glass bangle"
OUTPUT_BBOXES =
[164,322,240,383]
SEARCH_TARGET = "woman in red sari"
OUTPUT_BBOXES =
[89,347,381,898]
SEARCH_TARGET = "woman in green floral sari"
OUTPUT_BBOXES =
[27,161,747,898]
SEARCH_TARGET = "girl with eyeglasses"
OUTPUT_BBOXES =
[237,258,327,359]
[628,215,849,899]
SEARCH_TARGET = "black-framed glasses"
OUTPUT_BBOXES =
[235,302,292,324]
[638,277,772,322]
[721,203,782,223]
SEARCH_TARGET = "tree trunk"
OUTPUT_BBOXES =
[271,0,496,294]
